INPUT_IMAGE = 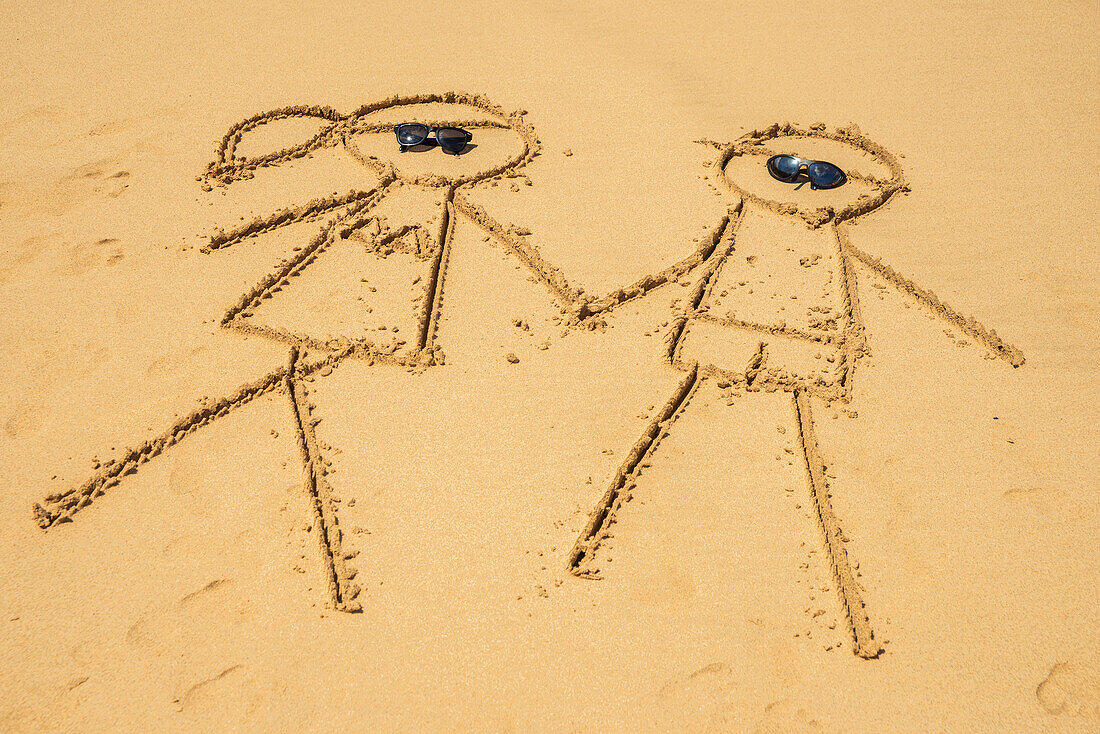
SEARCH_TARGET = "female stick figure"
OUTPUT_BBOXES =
[33,92,544,613]
[565,122,1025,658]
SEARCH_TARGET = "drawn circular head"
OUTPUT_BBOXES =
[201,92,538,189]
[339,92,538,189]
[716,123,907,226]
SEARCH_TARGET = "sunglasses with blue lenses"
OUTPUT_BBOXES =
[766,154,846,190]
[394,123,472,154]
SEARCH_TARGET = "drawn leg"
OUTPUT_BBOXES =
[33,368,291,529]
[284,348,362,613]
[569,203,737,577]
[567,364,701,577]
[418,193,456,352]
[792,387,880,658]
[33,346,357,529]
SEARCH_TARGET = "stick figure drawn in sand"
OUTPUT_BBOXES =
[32,92,551,613]
[565,122,1026,658]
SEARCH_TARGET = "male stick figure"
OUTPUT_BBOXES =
[33,92,547,613]
[565,122,1025,658]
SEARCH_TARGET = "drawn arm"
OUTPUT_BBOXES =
[200,106,391,253]
[454,193,740,320]
[838,226,1025,367]
[204,187,385,252]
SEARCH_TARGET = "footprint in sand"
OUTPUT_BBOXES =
[126,579,260,720]
[1037,661,1100,720]
[0,674,97,731]
[64,237,125,276]
[653,662,738,729]
[653,663,827,732]
[3,400,42,438]
[0,234,61,286]
[173,664,259,724]
[126,578,252,651]
[63,157,132,193]
[753,699,824,733]
[1,156,131,218]
[0,104,66,139]
[145,344,213,378]
[165,451,213,503]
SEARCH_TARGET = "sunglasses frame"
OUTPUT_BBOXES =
[393,123,473,154]
[766,154,847,190]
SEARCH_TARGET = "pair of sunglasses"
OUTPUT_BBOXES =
[394,123,472,154]
[766,154,846,189]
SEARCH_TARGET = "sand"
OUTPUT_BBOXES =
[1,1,1098,731]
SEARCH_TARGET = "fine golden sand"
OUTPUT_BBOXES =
[1,2,1098,731]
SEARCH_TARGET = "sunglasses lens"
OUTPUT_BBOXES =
[768,155,801,181]
[807,161,845,188]
[436,127,468,153]
[396,124,429,146]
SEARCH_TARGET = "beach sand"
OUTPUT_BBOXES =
[1,1,1098,731]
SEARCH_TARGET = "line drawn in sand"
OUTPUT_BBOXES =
[32,92,754,613]
[566,122,1025,659]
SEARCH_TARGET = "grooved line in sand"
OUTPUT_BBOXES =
[419,193,456,350]
[833,223,864,389]
[792,388,879,659]
[665,208,739,358]
[219,186,390,327]
[567,364,701,576]
[456,196,734,319]
[285,347,362,613]
[32,367,286,529]
[32,344,371,529]
[205,188,385,252]
[837,225,1025,367]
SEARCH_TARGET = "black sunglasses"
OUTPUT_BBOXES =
[394,123,472,154]
[766,154,846,190]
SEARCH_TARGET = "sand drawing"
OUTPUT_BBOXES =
[566,123,1026,659]
[30,106,1025,651]
[32,92,555,612]
[31,92,754,614]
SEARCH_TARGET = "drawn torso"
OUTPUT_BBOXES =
[678,206,852,391]
[241,182,450,356]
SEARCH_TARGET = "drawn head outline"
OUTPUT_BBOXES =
[202,92,539,191]
[341,93,539,189]
[715,122,908,228]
